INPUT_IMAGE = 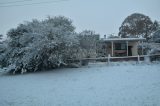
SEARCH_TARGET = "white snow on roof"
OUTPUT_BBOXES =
[101,38,146,42]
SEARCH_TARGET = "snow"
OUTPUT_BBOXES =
[101,37,146,42]
[123,22,131,27]
[0,62,160,106]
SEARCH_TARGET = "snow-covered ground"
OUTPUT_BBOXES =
[0,62,160,106]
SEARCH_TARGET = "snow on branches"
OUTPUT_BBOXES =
[0,16,83,74]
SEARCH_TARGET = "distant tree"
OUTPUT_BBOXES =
[78,30,100,58]
[0,34,2,40]
[78,30,99,49]
[0,34,4,54]
[152,29,160,43]
[119,13,156,40]
[153,20,159,30]
[0,35,7,67]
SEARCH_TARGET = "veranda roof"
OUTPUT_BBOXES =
[101,38,146,42]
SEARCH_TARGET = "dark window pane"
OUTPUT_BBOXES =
[115,43,126,50]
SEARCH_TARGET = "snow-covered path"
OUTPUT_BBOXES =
[0,62,160,106]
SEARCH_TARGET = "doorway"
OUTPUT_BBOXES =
[128,46,132,56]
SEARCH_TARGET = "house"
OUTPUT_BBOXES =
[99,37,146,57]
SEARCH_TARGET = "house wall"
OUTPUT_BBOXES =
[128,41,138,56]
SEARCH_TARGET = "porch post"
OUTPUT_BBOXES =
[111,41,114,56]
[126,41,128,56]
[141,41,144,55]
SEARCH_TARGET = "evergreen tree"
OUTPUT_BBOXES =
[119,13,156,41]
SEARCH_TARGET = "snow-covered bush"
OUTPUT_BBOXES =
[1,16,83,74]
[138,42,160,61]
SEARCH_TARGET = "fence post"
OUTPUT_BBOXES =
[137,55,140,63]
[108,54,110,65]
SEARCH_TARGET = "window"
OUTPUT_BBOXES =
[115,43,126,50]
[121,44,126,50]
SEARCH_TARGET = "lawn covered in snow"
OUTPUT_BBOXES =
[0,62,160,106]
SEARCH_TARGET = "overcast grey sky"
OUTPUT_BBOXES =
[0,0,160,37]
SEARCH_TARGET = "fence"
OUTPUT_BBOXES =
[67,54,160,64]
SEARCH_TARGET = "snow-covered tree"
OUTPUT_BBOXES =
[0,39,7,67]
[153,20,159,29]
[151,29,160,43]
[1,16,82,74]
[119,13,156,40]
[0,34,2,40]
[0,34,4,53]
[78,30,100,58]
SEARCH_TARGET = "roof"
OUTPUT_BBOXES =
[101,38,146,42]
